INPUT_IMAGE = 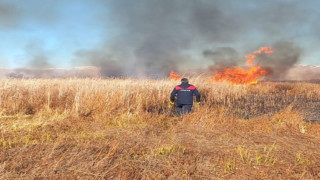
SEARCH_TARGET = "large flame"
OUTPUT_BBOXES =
[213,47,274,85]
[169,70,181,80]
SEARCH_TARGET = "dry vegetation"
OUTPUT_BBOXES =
[0,78,320,179]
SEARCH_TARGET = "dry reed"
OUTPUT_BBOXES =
[0,78,320,179]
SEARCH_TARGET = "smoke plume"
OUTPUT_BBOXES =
[74,49,124,77]
[1,0,318,79]
[24,42,53,69]
[0,0,59,69]
[203,47,241,72]
[257,41,301,80]
[75,0,311,77]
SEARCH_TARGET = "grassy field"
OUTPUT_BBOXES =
[0,78,320,179]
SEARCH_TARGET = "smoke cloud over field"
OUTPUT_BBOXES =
[1,0,318,79]
[258,41,302,79]
[24,42,53,69]
[203,47,241,71]
[74,49,124,77]
[76,0,310,77]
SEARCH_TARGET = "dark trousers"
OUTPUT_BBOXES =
[176,104,192,117]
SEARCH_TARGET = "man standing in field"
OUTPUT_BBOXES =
[170,78,201,117]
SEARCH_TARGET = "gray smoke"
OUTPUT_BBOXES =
[0,1,59,29]
[76,0,246,77]
[74,49,123,77]
[75,0,311,77]
[24,42,53,69]
[0,0,58,69]
[203,47,241,72]
[257,41,301,80]
[261,41,301,68]
[28,55,52,69]
[0,1,20,28]
[1,0,317,78]
[75,0,193,77]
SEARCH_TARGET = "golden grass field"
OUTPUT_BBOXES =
[0,78,320,179]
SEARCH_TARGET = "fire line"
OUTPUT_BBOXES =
[213,47,274,85]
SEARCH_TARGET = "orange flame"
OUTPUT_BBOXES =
[169,70,181,80]
[253,46,274,54]
[213,47,274,85]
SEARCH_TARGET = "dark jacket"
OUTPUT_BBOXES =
[170,82,200,105]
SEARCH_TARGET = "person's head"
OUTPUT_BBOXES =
[181,78,189,83]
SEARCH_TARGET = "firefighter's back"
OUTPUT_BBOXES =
[175,84,196,105]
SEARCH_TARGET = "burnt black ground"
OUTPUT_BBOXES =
[226,94,320,122]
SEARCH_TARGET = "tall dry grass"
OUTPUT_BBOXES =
[0,78,320,179]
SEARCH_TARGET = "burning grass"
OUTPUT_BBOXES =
[0,78,320,179]
[213,47,274,85]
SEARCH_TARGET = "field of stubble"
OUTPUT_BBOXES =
[0,78,320,179]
